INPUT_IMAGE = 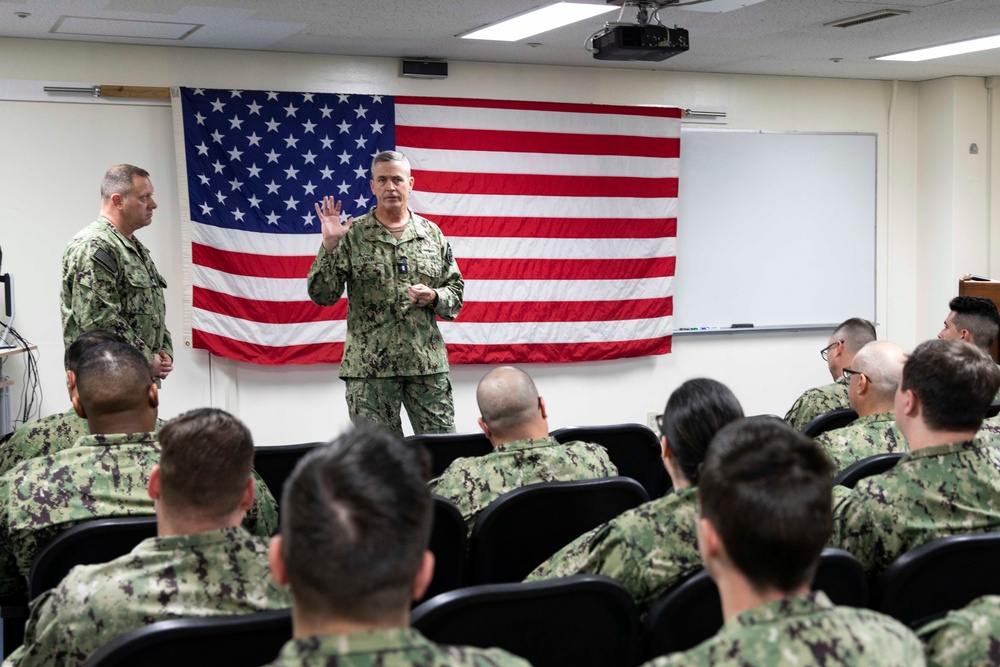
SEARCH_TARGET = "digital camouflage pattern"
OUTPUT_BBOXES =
[264,627,531,667]
[5,527,291,667]
[830,437,1000,574]
[428,437,618,532]
[526,486,700,614]
[641,592,924,667]
[0,432,279,597]
[813,412,906,471]
[0,410,166,477]
[60,218,172,366]
[784,377,851,431]
[345,373,455,438]
[306,210,463,380]
[917,595,1000,667]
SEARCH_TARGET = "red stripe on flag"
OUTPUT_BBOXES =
[396,96,684,119]
[430,217,677,239]
[456,257,675,281]
[193,329,345,365]
[456,297,672,323]
[396,126,679,158]
[413,171,677,198]
[446,337,672,364]
[193,243,314,279]
[194,287,346,323]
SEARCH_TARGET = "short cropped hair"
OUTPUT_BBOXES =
[101,164,150,200]
[901,339,1000,432]
[949,296,1000,350]
[66,330,128,372]
[158,409,254,517]
[477,366,539,439]
[280,423,432,622]
[75,342,153,416]
[700,417,834,594]
[659,378,744,485]
[370,150,411,177]
[832,317,877,354]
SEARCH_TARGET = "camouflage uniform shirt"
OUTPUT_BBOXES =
[642,592,925,667]
[61,218,172,365]
[6,526,291,667]
[830,437,1000,575]
[917,595,1000,667]
[813,412,906,471]
[264,628,531,667]
[428,437,618,532]
[0,432,279,597]
[306,209,463,379]
[784,376,851,431]
[525,486,700,614]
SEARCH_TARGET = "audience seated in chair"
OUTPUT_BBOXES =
[830,339,1000,576]
[640,417,923,666]
[785,318,876,430]
[7,408,290,667]
[526,378,742,615]
[263,423,530,667]
[917,595,1000,666]
[812,341,907,471]
[429,366,617,532]
[939,296,1000,423]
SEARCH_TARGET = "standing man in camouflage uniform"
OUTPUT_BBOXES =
[814,340,907,471]
[307,151,463,437]
[61,164,173,381]
[7,408,291,667]
[527,379,743,615]
[917,595,1000,666]
[0,330,131,477]
[831,339,1000,575]
[784,318,876,430]
[642,418,924,667]
[429,366,617,532]
[264,423,530,667]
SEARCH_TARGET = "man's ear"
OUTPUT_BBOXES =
[148,464,161,501]
[538,396,548,421]
[238,477,255,512]
[960,329,975,344]
[898,388,919,419]
[148,383,159,409]
[661,434,673,461]
[697,516,722,563]
[72,394,86,419]
[477,416,492,441]
[411,550,435,601]
[269,536,288,586]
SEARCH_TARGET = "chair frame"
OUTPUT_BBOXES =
[550,423,671,499]
[801,408,859,437]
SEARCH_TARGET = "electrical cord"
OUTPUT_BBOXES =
[0,322,41,428]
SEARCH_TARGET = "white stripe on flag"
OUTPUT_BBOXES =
[410,193,678,219]
[450,236,677,260]
[403,147,679,179]
[192,221,322,256]
[194,309,347,346]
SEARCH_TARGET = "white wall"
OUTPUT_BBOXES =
[2,37,986,444]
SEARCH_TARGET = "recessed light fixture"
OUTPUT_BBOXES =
[461,2,618,42]
[876,34,1000,62]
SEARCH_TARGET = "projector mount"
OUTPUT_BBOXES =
[585,0,709,53]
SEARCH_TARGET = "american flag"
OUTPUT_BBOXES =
[177,87,679,365]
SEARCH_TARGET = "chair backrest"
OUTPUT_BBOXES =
[550,423,671,499]
[468,477,649,585]
[404,432,493,478]
[412,574,639,667]
[640,548,868,661]
[801,408,859,437]
[29,516,159,599]
[80,609,292,667]
[419,495,467,604]
[987,402,1000,418]
[832,452,905,489]
[252,442,325,507]
[871,532,1000,627]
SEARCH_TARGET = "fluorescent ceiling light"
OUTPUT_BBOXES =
[461,2,618,42]
[877,34,1000,62]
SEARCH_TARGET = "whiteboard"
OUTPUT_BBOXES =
[673,130,876,332]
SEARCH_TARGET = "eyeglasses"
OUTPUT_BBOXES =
[842,368,868,382]
[820,341,842,361]
[655,414,664,433]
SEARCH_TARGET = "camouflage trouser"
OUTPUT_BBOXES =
[345,373,456,438]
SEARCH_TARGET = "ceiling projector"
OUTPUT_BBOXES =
[592,24,689,61]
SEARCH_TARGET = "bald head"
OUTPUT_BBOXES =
[74,342,157,432]
[848,341,906,414]
[476,366,545,443]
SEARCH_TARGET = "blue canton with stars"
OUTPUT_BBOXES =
[181,87,396,235]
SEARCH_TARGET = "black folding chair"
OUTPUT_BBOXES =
[468,477,648,585]
[801,408,859,437]
[832,452,904,489]
[252,442,325,507]
[412,575,639,667]
[550,423,671,499]
[405,432,493,478]
[419,495,467,604]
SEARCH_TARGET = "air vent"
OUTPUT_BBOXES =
[825,9,909,29]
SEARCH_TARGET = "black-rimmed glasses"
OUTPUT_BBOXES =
[821,341,841,361]
[843,368,868,382]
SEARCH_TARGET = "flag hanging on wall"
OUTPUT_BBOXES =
[175,87,679,365]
